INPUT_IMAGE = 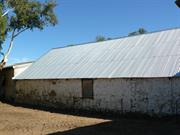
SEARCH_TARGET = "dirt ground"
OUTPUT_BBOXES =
[0,102,179,135]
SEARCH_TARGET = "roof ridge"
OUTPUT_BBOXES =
[52,27,180,50]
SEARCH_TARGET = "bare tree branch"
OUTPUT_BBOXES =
[13,28,29,38]
[4,29,15,60]
[1,8,14,17]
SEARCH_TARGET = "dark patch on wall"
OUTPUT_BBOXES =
[0,67,15,101]
[82,79,93,99]
[49,90,57,97]
[52,81,56,85]
[120,98,124,113]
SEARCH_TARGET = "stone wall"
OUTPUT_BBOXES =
[15,78,180,116]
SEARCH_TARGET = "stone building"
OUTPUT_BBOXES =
[14,28,180,116]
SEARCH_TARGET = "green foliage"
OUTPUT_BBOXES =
[107,38,112,40]
[96,36,106,42]
[0,0,57,50]
[128,28,147,36]
[8,0,57,30]
[0,4,7,48]
[67,44,75,47]
[95,36,112,42]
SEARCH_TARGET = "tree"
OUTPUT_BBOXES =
[95,36,112,42]
[128,28,147,36]
[67,44,75,47]
[0,0,57,69]
[96,36,106,42]
[138,28,147,34]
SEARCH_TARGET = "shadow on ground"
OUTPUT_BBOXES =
[0,100,157,120]
[49,119,180,135]
[1,100,180,135]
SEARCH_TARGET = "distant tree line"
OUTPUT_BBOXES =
[95,28,147,42]
[128,28,147,36]
[67,28,147,47]
[95,36,111,42]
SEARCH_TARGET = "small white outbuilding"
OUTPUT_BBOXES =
[14,28,180,116]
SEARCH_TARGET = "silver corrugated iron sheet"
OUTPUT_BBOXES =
[14,28,180,79]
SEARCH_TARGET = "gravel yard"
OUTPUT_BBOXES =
[0,102,179,135]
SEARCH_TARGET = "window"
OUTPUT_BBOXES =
[82,79,93,99]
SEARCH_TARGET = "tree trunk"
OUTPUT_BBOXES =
[0,60,6,70]
[0,29,15,70]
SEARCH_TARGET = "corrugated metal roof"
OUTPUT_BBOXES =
[14,28,180,80]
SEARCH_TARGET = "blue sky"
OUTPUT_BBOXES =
[4,0,180,64]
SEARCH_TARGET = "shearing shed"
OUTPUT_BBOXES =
[14,28,180,116]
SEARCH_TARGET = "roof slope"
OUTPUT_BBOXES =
[15,28,180,79]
